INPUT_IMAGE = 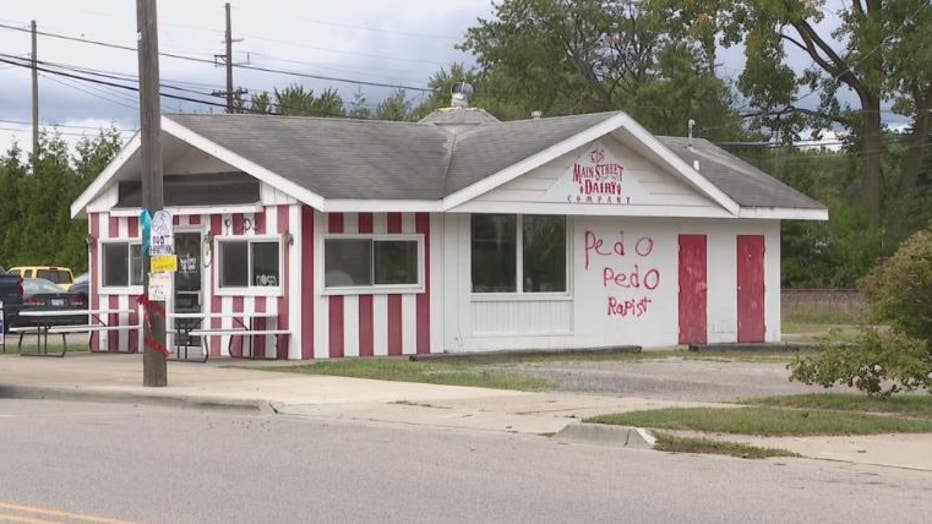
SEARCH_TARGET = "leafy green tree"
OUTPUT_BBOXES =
[375,89,415,121]
[347,90,372,119]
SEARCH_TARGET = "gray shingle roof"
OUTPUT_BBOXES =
[167,110,824,210]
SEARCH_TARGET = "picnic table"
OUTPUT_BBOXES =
[13,309,137,357]
[168,312,288,362]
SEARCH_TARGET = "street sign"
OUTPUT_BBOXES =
[150,210,174,256]
[151,254,178,273]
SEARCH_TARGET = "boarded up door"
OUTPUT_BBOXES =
[737,235,765,342]
[678,235,707,344]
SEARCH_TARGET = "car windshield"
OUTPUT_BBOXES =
[24,279,63,295]
[37,270,72,284]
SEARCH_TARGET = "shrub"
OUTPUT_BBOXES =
[860,225,932,344]
[788,328,932,397]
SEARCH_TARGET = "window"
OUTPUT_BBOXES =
[218,239,280,289]
[324,236,421,290]
[471,214,567,294]
[102,243,143,288]
[37,269,72,285]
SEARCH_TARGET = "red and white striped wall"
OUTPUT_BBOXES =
[88,204,303,359]
[309,211,442,359]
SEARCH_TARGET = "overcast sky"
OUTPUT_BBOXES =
[0,0,910,156]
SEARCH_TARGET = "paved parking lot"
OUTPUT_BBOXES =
[498,356,832,402]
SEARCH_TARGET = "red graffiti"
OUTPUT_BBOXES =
[635,236,654,256]
[602,264,661,290]
[584,230,655,269]
[607,296,652,317]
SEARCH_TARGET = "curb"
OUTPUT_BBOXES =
[554,422,657,449]
[408,345,642,362]
[0,384,277,414]
[687,342,818,352]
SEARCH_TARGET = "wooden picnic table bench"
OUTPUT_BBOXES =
[167,312,288,362]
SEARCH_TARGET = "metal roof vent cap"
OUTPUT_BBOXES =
[451,82,474,108]
[531,110,542,119]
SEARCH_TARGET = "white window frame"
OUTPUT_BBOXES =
[470,214,573,302]
[322,233,425,296]
[98,239,144,294]
[213,234,284,297]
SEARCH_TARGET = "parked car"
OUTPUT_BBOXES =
[8,266,76,291]
[13,278,87,327]
[0,265,24,332]
[70,273,89,302]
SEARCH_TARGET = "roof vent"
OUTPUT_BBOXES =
[451,82,474,108]
[687,118,696,149]
[531,110,542,120]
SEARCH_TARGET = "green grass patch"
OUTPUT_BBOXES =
[743,394,932,420]
[585,407,932,436]
[782,307,865,326]
[653,432,799,459]
[269,358,553,391]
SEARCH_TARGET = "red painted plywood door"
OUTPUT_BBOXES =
[678,234,707,344]
[737,235,766,342]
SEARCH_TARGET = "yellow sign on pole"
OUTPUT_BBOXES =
[151,254,178,273]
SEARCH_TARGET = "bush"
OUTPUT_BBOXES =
[860,225,932,344]
[788,328,932,397]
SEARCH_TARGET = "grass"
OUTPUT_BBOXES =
[743,394,932,420]
[0,344,88,355]
[653,432,799,459]
[782,307,865,326]
[585,406,932,436]
[269,358,553,392]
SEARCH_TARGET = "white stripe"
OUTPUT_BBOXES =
[178,214,190,227]
[288,204,303,360]
[118,294,129,351]
[244,295,255,358]
[373,295,388,356]
[313,210,329,359]
[401,212,416,234]
[244,212,255,236]
[266,207,278,237]
[203,214,213,357]
[343,295,359,358]
[266,294,279,360]
[343,212,358,234]
[429,213,443,353]
[98,213,109,349]
[402,294,416,355]
[372,213,387,234]
[221,296,233,356]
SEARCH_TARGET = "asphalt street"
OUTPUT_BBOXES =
[0,399,929,523]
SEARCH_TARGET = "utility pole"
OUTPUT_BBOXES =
[137,0,167,387]
[30,20,38,175]
[213,3,247,113]
[224,2,233,112]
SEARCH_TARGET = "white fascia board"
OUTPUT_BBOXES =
[737,207,829,221]
[109,204,265,217]
[323,199,443,213]
[448,201,735,218]
[70,132,141,219]
[161,116,325,210]
[440,111,741,216]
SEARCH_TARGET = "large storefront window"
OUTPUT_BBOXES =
[102,242,143,288]
[218,239,280,289]
[324,236,421,291]
[471,214,567,294]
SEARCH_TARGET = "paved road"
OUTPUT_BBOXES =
[1,400,929,523]
[502,358,833,401]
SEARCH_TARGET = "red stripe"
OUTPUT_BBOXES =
[356,212,374,357]
[108,214,119,238]
[415,213,430,354]
[276,205,290,360]
[327,212,344,358]
[127,216,139,239]
[386,212,402,234]
[253,211,266,235]
[108,295,119,352]
[232,213,245,235]
[232,295,244,356]
[387,295,402,356]
[357,212,373,233]
[128,295,139,352]
[173,215,180,226]
[301,206,315,360]
[210,215,223,356]
[89,214,100,352]
[188,215,201,225]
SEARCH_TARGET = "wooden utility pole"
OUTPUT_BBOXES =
[30,20,38,175]
[137,0,167,387]
[224,2,233,112]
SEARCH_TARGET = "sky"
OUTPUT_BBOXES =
[0,0,490,154]
[0,0,913,157]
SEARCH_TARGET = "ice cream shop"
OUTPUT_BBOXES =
[70,102,827,360]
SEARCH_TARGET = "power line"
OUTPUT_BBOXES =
[0,117,134,133]
[0,22,433,92]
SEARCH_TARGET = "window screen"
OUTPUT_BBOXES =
[522,215,566,292]
[219,241,248,287]
[324,239,372,287]
[374,240,418,285]
[102,244,129,287]
[470,214,517,292]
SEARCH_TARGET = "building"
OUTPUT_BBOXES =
[70,104,827,359]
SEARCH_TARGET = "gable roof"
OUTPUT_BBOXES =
[73,109,827,219]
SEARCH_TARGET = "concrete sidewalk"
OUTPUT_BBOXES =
[2,353,930,471]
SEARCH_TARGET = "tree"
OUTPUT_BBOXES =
[656,0,932,230]
[457,0,745,138]
[375,89,416,121]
